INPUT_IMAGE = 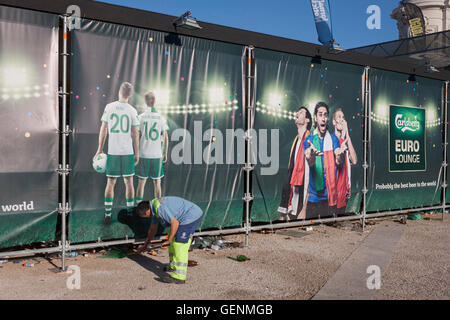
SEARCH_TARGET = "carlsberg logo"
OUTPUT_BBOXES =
[395,114,420,133]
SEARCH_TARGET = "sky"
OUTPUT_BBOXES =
[96,0,401,49]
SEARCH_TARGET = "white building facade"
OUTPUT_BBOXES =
[392,0,450,38]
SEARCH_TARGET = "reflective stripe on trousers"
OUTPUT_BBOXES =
[169,238,192,280]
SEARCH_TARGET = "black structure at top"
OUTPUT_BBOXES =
[353,30,450,72]
[1,0,449,81]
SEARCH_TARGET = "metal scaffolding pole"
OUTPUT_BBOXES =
[58,15,71,271]
[243,46,255,247]
[362,67,370,231]
[443,81,449,221]
[0,245,62,259]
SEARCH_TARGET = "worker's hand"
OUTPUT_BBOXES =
[136,244,146,254]
[160,240,170,249]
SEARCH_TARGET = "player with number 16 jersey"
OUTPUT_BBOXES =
[136,91,169,203]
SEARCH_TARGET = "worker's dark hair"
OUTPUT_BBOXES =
[314,101,329,116]
[137,201,151,217]
[299,106,312,131]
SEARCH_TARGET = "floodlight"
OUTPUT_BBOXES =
[310,55,322,65]
[173,11,202,30]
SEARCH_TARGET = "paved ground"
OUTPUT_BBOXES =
[0,214,448,300]
[313,222,407,300]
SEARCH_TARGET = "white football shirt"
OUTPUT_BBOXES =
[101,101,139,155]
[138,107,169,159]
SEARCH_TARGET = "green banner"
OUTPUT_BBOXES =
[0,6,59,249]
[389,105,425,172]
[367,69,443,211]
[252,48,364,222]
[68,19,244,243]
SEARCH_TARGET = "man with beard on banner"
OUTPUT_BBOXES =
[136,196,203,284]
[278,107,312,221]
[304,102,347,219]
[93,82,140,225]
[135,91,169,203]
[332,108,357,215]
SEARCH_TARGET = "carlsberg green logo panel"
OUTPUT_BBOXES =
[389,105,425,172]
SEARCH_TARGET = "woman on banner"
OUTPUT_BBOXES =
[303,102,347,219]
[332,108,357,215]
[278,107,312,221]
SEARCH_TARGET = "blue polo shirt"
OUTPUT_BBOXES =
[303,133,340,202]
[151,196,203,226]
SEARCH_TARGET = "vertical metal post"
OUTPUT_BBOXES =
[60,16,70,271]
[362,67,370,231]
[243,46,255,247]
[442,81,449,221]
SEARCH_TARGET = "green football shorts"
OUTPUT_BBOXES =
[106,154,135,177]
[136,157,164,180]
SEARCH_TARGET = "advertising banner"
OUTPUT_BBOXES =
[389,105,425,172]
[309,0,334,45]
[69,19,244,243]
[252,48,364,223]
[367,69,443,211]
[0,6,59,249]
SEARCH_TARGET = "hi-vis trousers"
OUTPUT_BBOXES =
[168,238,192,280]
[167,215,202,280]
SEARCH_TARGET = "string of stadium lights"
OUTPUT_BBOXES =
[149,100,240,115]
[0,84,52,100]
[255,101,297,120]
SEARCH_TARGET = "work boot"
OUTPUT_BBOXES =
[160,276,185,284]
[163,265,174,272]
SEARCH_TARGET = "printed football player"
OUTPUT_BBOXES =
[332,108,357,215]
[135,91,169,203]
[93,82,140,225]
[303,102,347,219]
[278,106,312,221]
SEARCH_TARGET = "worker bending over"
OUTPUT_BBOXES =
[136,196,203,284]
